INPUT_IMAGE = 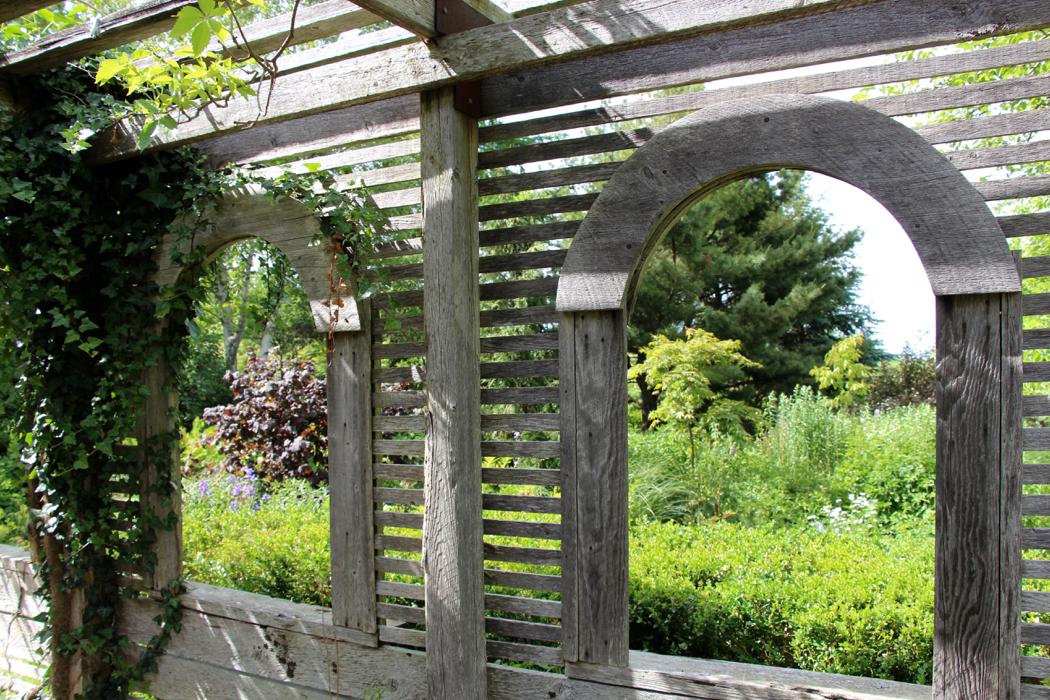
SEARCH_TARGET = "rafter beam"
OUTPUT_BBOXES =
[89,0,895,163]
[351,0,511,39]
[0,1,55,25]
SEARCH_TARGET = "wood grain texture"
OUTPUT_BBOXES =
[1022,655,1050,678]
[479,221,580,247]
[480,196,597,222]
[1001,291,1023,700]
[88,0,894,161]
[1024,330,1050,352]
[1021,256,1050,280]
[481,386,560,405]
[0,2,54,24]
[916,108,1050,146]
[328,325,377,633]
[352,0,509,38]
[935,294,1004,700]
[479,164,620,196]
[484,568,561,592]
[482,493,561,513]
[1022,560,1050,579]
[420,86,486,700]
[152,184,359,332]
[480,0,1050,117]
[481,413,561,432]
[1024,465,1050,484]
[558,95,1020,313]
[484,542,561,566]
[943,140,1050,171]
[482,441,561,458]
[483,518,560,540]
[976,175,1050,203]
[480,333,560,354]
[1022,591,1050,613]
[482,467,561,486]
[0,0,194,76]
[486,640,563,667]
[1023,363,1050,383]
[486,616,561,643]
[1002,212,1050,240]
[559,310,629,666]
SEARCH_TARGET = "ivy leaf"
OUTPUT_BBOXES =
[171,6,203,37]
[95,58,122,84]
[78,337,104,354]
[136,120,159,151]
[190,20,212,55]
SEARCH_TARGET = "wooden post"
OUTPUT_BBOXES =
[560,310,629,668]
[328,302,378,634]
[141,350,182,590]
[935,293,1019,700]
[420,86,485,700]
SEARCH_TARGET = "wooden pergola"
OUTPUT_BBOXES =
[2,0,1050,698]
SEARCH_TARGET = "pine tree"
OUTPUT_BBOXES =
[630,170,872,425]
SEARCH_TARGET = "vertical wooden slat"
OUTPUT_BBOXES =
[1002,290,1022,700]
[329,302,378,634]
[420,86,485,700]
[561,310,629,668]
[141,351,181,590]
[935,293,1004,700]
[559,312,579,663]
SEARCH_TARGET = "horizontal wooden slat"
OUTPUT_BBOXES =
[944,140,1050,171]
[1023,257,1050,280]
[484,568,562,593]
[374,486,424,506]
[370,235,424,260]
[1020,685,1050,700]
[479,250,568,273]
[1024,494,1050,516]
[480,35,1050,141]
[976,175,1050,202]
[484,518,560,540]
[1021,528,1050,549]
[481,306,560,328]
[479,163,621,196]
[1025,429,1050,451]
[371,277,558,312]
[1022,560,1050,579]
[482,467,561,486]
[482,414,561,432]
[485,616,562,643]
[485,639,562,666]
[481,387,560,405]
[374,463,425,482]
[372,390,427,408]
[376,580,425,600]
[482,440,561,459]
[916,109,1050,145]
[479,194,599,222]
[1022,655,1050,679]
[485,592,562,619]
[372,186,421,210]
[377,602,425,625]
[374,366,427,383]
[481,333,560,354]
[479,221,580,247]
[386,214,422,231]
[866,72,1050,117]
[1022,622,1050,645]
[1026,363,1050,383]
[0,1,55,24]
[374,415,426,432]
[1024,396,1050,418]
[374,361,558,384]
[483,493,561,513]
[1025,330,1050,352]
[1003,212,1050,239]
[378,625,426,648]
[1025,465,1050,485]
[373,342,426,360]
[480,131,650,170]
[375,534,422,553]
[374,510,423,530]
[375,555,423,577]
[1022,590,1050,613]
[484,542,562,567]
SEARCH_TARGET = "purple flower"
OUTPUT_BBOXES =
[197,481,211,497]
[230,499,239,511]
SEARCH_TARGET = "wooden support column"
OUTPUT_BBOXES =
[140,350,182,590]
[328,302,378,635]
[935,292,1021,700]
[420,86,485,699]
[560,310,629,669]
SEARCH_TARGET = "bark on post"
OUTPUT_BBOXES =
[420,85,485,700]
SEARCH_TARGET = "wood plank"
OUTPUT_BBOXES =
[483,493,561,513]
[374,510,424,529]
[486,640,563,667]
[1025,330,1050,352]
[483,518,560,540]
[373,341,426,360]
[1021,590,1050,613]
[0,0,195,76]
[481,306,559,328]
[374,360,558,383]
[1022,686,1050,700]
[482,467,561,486]
[1002,212,1050,239]
[480,334,559,354]
[372,390,427,408]
[1022,655,1050,678]
[484,592,562,619]
[374,463,425,482]
[1001,290,1022,700]
[484,568,561,593]
[485,616,562,643]
[1021,560,1050,579]
[479,163,621,196]
[944,140,1050,171]
[484,542,562,567]
[479,131,651,170]
[373,185,422,210]
[0,2,54,24]
[374,415,427,432]
[480,386,560,405]
[1022,623,1050,646]
[351,0,510,39]
[375,555,424,577]
[480,0,1050,117]
[378,625,428,648]
[376,579,426,600]
[478,250,568,273]
[1025,429,1050,451]
[1022,528,1050,549]
[371,234,424,261]
[479,221,580,247]
[377,601,425,625]
[481,414,561,432]
[327,325,377,633]
[915,108,1050,145]
[481,278,559,301]
[934,294,1003,700]
[482,441,560,458]
[420,85,486,700]
[373,365,427,383]
[1024,396,1050,418]
[1025,464,1050,484]
[560,310,629,666]
[1022,257,1050,280]
[1024,362,1050,383]
[976,175,1050,202]
[375,534,423,553]
[374,485,425,505]
[214,2,380,60]
[90,0,897,161]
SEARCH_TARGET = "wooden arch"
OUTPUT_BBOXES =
[151,184,359,332]
[557,94,1021,313]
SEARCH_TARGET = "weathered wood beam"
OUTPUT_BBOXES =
[0,0,195,76]
[352,0,511,39]
[88,0,894,162]
[420,86,486,700]
[0,1,55,25]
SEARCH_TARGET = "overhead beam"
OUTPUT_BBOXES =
[88,0,895,162]
[0,0,195,76]
[0,1,55,25]
[352,0,511,38]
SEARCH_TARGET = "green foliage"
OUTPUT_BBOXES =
[629,520,934,684]
[866,345,936,412]
[810,335,871,407]
[0,434,29,547]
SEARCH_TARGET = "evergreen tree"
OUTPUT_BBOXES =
[630,170,872,425]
